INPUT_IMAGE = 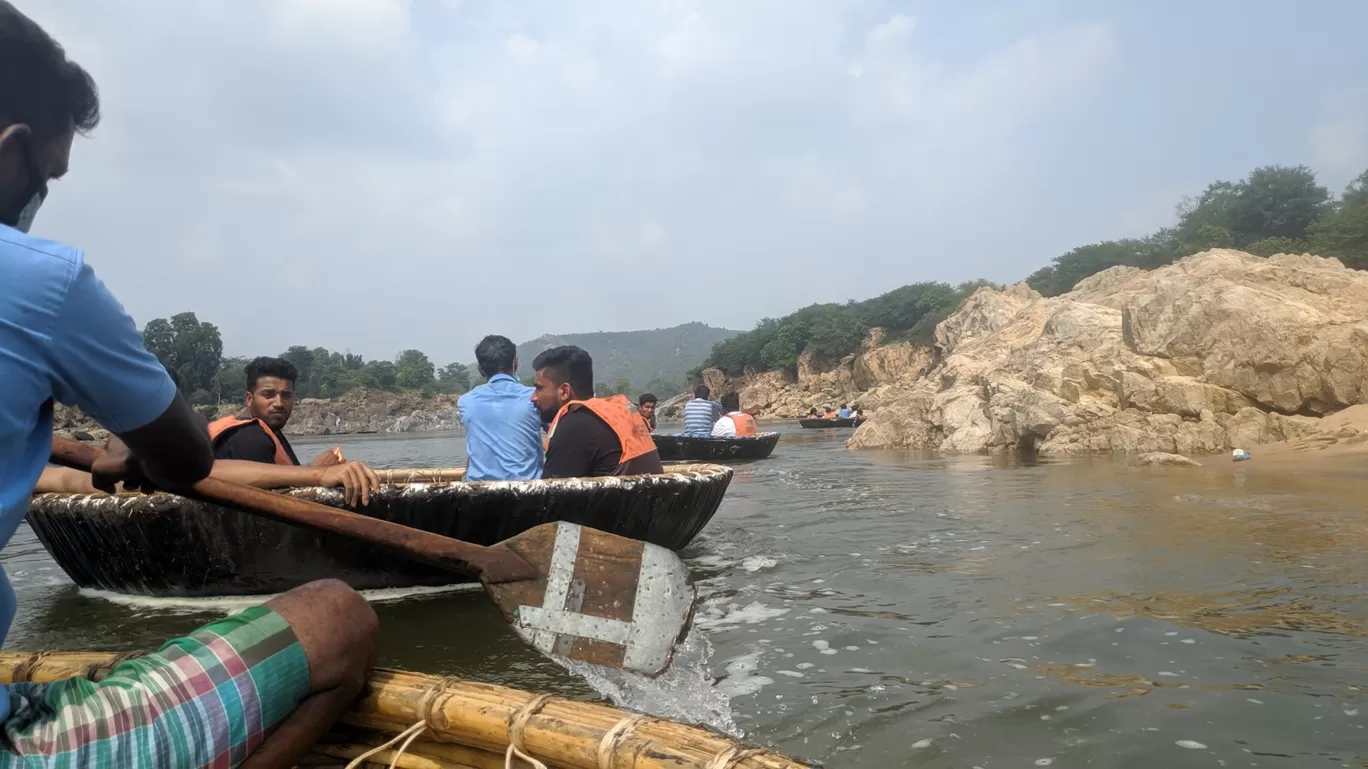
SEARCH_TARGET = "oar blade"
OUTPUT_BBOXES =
[483,522,695,677]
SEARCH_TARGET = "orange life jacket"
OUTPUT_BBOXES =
[549,395,658,468]
[726,412,757,437]
[207,417,294,466]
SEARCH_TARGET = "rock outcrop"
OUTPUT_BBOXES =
[657,331,935,421]
[849,250,1368,454]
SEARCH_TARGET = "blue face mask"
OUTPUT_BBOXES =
[12,189,43,233]
[2,127,47,233]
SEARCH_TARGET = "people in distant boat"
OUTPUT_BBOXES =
[532,346,664,478]
[637,393,658,432]
[711,393,757,437]
[457,335,544,481]
[823,406,838,419]
[855,408,865,420]
[683,385,725,437]
[208,357,345,467]
[806,408,820,419]
[837,404,852,419]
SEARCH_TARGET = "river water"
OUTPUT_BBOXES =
[6,426,1368,767]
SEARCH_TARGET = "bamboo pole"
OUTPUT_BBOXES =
[0,652,813,769]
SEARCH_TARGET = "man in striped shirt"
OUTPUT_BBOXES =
[683,385,725,436]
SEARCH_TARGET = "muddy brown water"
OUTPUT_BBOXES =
[6,426,1368,767]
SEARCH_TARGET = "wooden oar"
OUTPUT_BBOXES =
[47,436,696,677]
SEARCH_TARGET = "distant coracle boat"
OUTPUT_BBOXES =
[798,418,862,429]
[0,650,815,769]
[26,465,732,597]
[652,432,780,461]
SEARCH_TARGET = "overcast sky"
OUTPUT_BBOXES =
[26,0,1368,365]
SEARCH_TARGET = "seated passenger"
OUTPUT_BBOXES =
[683,385,724,437]
[822,406,838,419]
[711,392,757,437]
[637,393,658,432]
[532,346,664,478]
[209,357,342,467]
[837,403,852,419]
[457,334,544,481]
[40,365,381,505]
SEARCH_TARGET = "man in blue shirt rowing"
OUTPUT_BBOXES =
[457,335,545,481]
[0,4,375,766]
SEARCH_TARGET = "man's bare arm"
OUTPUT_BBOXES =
[101,392,213,492]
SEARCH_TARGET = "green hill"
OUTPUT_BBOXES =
[512,322,740,395]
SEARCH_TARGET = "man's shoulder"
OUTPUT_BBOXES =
[0,229,83,296]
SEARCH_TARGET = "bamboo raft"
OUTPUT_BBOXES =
[27,465,732,597]
[0,651,815,768]
[651,433,780,462]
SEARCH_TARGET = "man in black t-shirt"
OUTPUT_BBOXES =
[531,346,664,479]
[209,357,339,467]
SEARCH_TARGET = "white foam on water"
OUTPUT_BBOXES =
[741,556,778,572]
[694,601,790,631]
[79,583,479,615]
[715,651,775,699]
[1175,740,1207,750]
[557,626,740,737]
[911,738,933,749]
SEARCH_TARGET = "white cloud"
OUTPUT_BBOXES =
[22,1,1123,362]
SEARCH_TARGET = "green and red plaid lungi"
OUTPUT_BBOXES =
[0,605,309,768]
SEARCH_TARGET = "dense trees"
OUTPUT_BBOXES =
[1028,164,1368,296]
[703,281,990,376]
[141,312,223,395]
[141,319,477,404]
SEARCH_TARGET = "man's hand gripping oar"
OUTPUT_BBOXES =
[48,435,697,676]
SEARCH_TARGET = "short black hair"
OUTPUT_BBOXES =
[694,385,710,399]
[532,346,593,399]
[638,393,657,406]
[720,392,741,412]
[474,335,517,377]
[0,2,100,141]
[245,356,298,391]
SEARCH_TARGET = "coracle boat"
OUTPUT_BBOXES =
[0,651,814,769]
[27,465,732,597]
[798,418,862,429]
[652,433,780,462]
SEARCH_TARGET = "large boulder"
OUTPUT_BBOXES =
[849,250,1366,453]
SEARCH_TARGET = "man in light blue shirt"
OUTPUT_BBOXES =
[683,384,725,437]
[458,335,545,480]
[0,5,376,764]
[837,404,853,419]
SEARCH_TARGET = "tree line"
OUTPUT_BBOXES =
[702,280,995,377]
[1026,165,1368,297]
[142,313,474,404]
[705,163,1368,375]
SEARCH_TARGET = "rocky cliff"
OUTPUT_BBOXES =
[849,249,1368,454]
[657,329,935,421]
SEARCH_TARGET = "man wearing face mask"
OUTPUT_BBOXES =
[0,4,378,768]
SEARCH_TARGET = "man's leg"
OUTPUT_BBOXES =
[241,579,379,769]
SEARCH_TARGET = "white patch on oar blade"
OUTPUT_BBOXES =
[623,542,694,673]
[514,523,695,675]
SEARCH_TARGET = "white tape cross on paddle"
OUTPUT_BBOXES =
[514,523,693,673]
